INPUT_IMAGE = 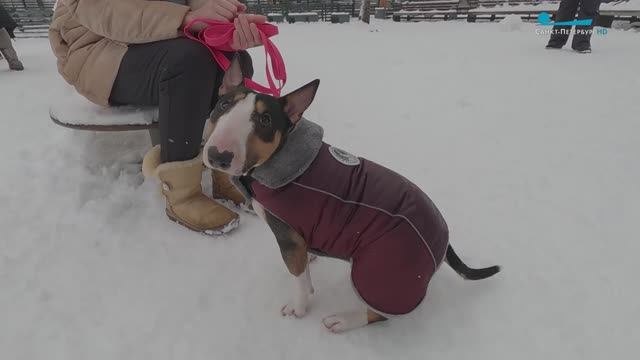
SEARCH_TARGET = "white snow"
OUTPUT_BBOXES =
[498,14,526,32]
[50,88,158,126]
[1,20,640,360]
[288,12,320,16]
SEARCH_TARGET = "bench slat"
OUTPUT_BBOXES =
[50,113,158,131]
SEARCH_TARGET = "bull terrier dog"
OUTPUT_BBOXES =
[202,56,501,333]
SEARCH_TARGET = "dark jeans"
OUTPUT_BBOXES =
[548,0,602,49]
[110,38,223,163]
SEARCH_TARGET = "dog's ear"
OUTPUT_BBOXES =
[236,50,254,79]
[202,118,214,142]
[219,55,245,95]
[279,79,320,125]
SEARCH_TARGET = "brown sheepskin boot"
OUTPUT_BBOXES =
[142,146,239,235]
[211,169,251,210]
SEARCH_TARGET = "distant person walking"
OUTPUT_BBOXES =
[546,0,602,53]
[0,5,24,70]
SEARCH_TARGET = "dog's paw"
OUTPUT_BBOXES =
[322,311,368,333]
[281,300,308,318]
[281,292,312,318]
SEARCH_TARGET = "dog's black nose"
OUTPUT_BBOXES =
[208,146,234,169]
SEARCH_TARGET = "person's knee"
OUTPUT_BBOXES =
[162,39,218,82]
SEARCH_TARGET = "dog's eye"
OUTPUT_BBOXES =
[259,113,272,127]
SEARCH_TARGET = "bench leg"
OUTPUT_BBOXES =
[148,128,161,146]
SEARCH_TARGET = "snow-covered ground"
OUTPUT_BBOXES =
[602,0,640,10]
[1,19,639,360]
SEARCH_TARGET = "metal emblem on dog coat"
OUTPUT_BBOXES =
[328,146,360,166]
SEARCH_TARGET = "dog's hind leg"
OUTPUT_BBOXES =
[322,309,386,333]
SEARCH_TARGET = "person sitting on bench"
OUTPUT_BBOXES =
[49,0,266,234]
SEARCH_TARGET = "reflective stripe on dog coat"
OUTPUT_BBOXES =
[251,143,449,315]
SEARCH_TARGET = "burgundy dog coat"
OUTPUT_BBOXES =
[240,120,449,315]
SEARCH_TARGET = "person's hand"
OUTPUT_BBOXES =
[182,0,247,31]
[231,14,267,50]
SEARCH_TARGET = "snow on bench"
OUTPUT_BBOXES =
[50,91,159,131]
[287,12,320,16]
[287,12,320,23]
[267,13,285,22]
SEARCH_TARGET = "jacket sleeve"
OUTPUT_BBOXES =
[61,0,190,44]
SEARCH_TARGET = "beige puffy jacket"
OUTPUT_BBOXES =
[49,0,208,106]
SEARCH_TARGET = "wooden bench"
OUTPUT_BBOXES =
[475,0,507,8]
[331,12,351,23]
[400,0,461,12]
[267,13,285,23]
[2,0,55,38]
[375,7,388,19]
[396,0,623,23]
[393,0,466,21]
[392,0,566,22]
[50,91,161,145]
[287,12,320,23]
[392,9,459,21]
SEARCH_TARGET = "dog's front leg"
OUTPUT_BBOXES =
[262,208,313,318]
[281,261,313,317]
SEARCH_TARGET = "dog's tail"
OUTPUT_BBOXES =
[445,245,501,280]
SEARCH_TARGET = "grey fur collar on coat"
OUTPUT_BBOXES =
[231,118,324,198]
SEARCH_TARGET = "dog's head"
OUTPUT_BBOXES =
[203,56,320,176]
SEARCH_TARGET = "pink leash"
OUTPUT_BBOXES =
[183,19,286,98]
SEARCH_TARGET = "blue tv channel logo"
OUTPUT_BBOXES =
[537,12,592,27]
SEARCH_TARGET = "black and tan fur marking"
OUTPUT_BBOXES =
[263,210,308,276]
[255,99,267,114]
[208,88,247,124]
[233,92,248,102]
[210,86,300,173]
[367,310,387,324]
